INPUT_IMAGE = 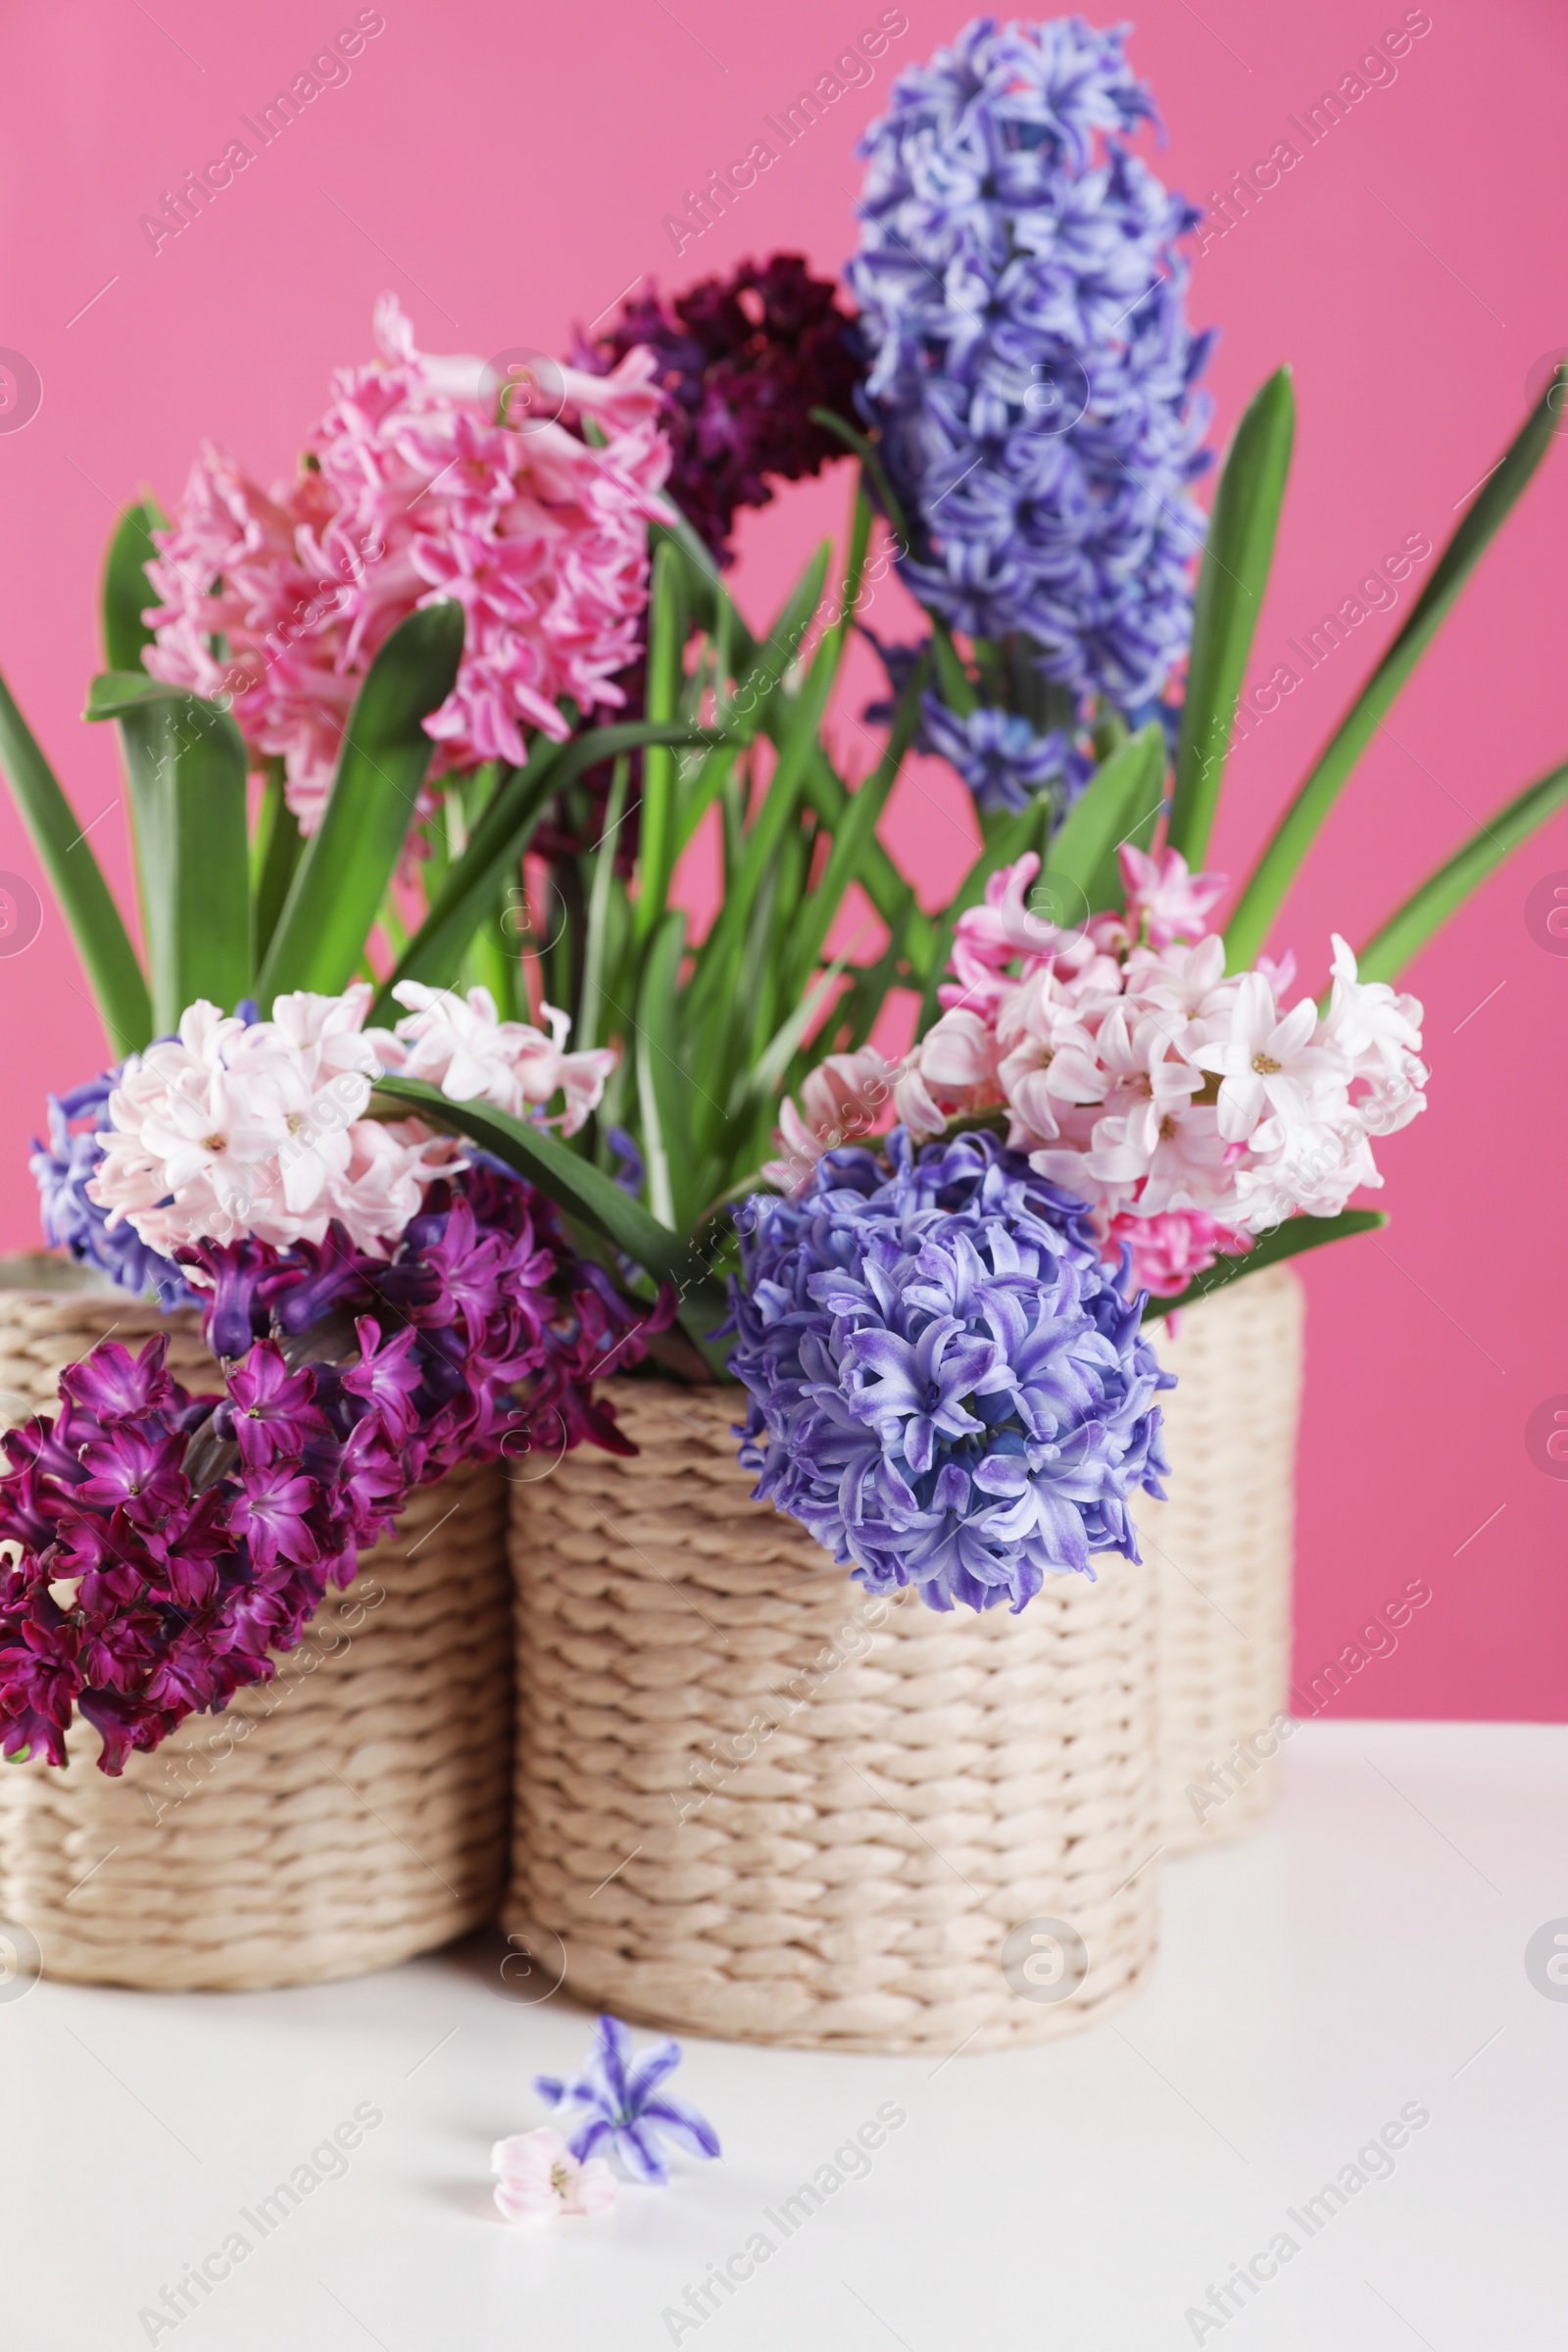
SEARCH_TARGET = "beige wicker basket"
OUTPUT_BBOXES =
[1135,1264,1305,1856]
[0,1263,513,1990]
[504,1379,1160,2056]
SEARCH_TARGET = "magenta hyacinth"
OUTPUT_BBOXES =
[0,1166,671,1773]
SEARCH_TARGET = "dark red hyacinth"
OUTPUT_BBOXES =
[578,254,865,566]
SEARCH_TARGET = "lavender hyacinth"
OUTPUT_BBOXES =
[728,1128,1171,1615]
[848,16,1213,720]
[919,692,1090,815]
[30,1070,194,1310]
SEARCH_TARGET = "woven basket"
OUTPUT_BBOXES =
[504,1380,1160,2056]
[1134,1264,1305,1856]
[0,1263,513,1990]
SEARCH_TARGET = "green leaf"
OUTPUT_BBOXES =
[108,692,252,1029]
[687,616,841,1023]
[809,407,913,550]
[370,1075,712,1306]
[744,941,857,1113]
[786,659,924,1001]
[1141,1210,1388,1320]
[100,499,167,674]
[633,542,688,943]
[1225,367,1567,970]
[803,749,933,981]
[84,671,196,719]
[1168,368,1296,868]
[375,718,723,1018]
[1049,721,1167,909]
[929,620,976,716]
[635,909,696,1230]
[1352,753,1568,985]
[578,755,630,1053]
[251,763,304,965]
[650,514,760,674]
[257,603,465,1005]
[738,542,831,718]
[0,667,152,1050]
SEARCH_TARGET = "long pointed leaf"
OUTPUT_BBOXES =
[258,602,465,1004]
[803,749,933,982]
[251,763,304,964]
[1168,369,1295,867]
[374,718,723,1018]
[101,499,167,674]
[1225,368,1567,969]
[0,667,151,1050]
[370,1074,709,1300]
[810,407,913,551]
[1050,721,1167,907]
[650,514,761,675]
[688,621,841,1023]
[1142,1209,1388,1320]
[633,543,687,943]
[634,909,695,1230]
[787,664,924,1002]
[88,679,252,1026]
[578,756,630,1054]
[1353,753,1568,985]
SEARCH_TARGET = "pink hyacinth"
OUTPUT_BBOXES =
[1104,1207,1253,1298]
[491,2129,616,2223]
[144,298,672,836]
[88,984,616,1258]
[770,846,1429,1294]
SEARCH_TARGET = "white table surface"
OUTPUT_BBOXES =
[4,1719,1564,2351]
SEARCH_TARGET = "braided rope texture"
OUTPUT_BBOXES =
[1136,1265,1305,1854]
[505,1380,1161,2055]
[0,1284,513,1990]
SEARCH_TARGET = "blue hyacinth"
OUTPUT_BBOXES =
[919,690,1091,815]
[728,1128,1171,1616]
[29,1068,193,1311]
[536,2015,720,2187]
[848,15,1213,725]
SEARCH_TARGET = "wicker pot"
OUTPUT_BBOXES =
[0,1264,513,1990]
[1135,1263,1305,1856]
[504,1380,1160,2056]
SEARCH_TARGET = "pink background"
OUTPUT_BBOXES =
[0,0,1563,1718]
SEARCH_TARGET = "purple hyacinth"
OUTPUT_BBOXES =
[30,1069,193,1310]
[727,1127,1172,1614]
[535,2015,720,2187]
[848,16,1213,717]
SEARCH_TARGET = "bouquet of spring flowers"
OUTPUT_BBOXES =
[5,13,1566,1711]
[0,308,743,1770]
[756,13,1568,1323]
[0,262,891,1764]
[407,15,1568,1617]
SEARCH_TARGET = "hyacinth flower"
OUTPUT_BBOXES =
[144,296,674,832]
[491,2129,616,2223]
[0,1163,670,1774]
[727,1126,1171,1613]
[29,1073,195,1310]
[762,843,1430,1301]
[578,255,865,566]
[847,15,1214,824]
[554,253,868,872]
[535,2015,720,2186]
